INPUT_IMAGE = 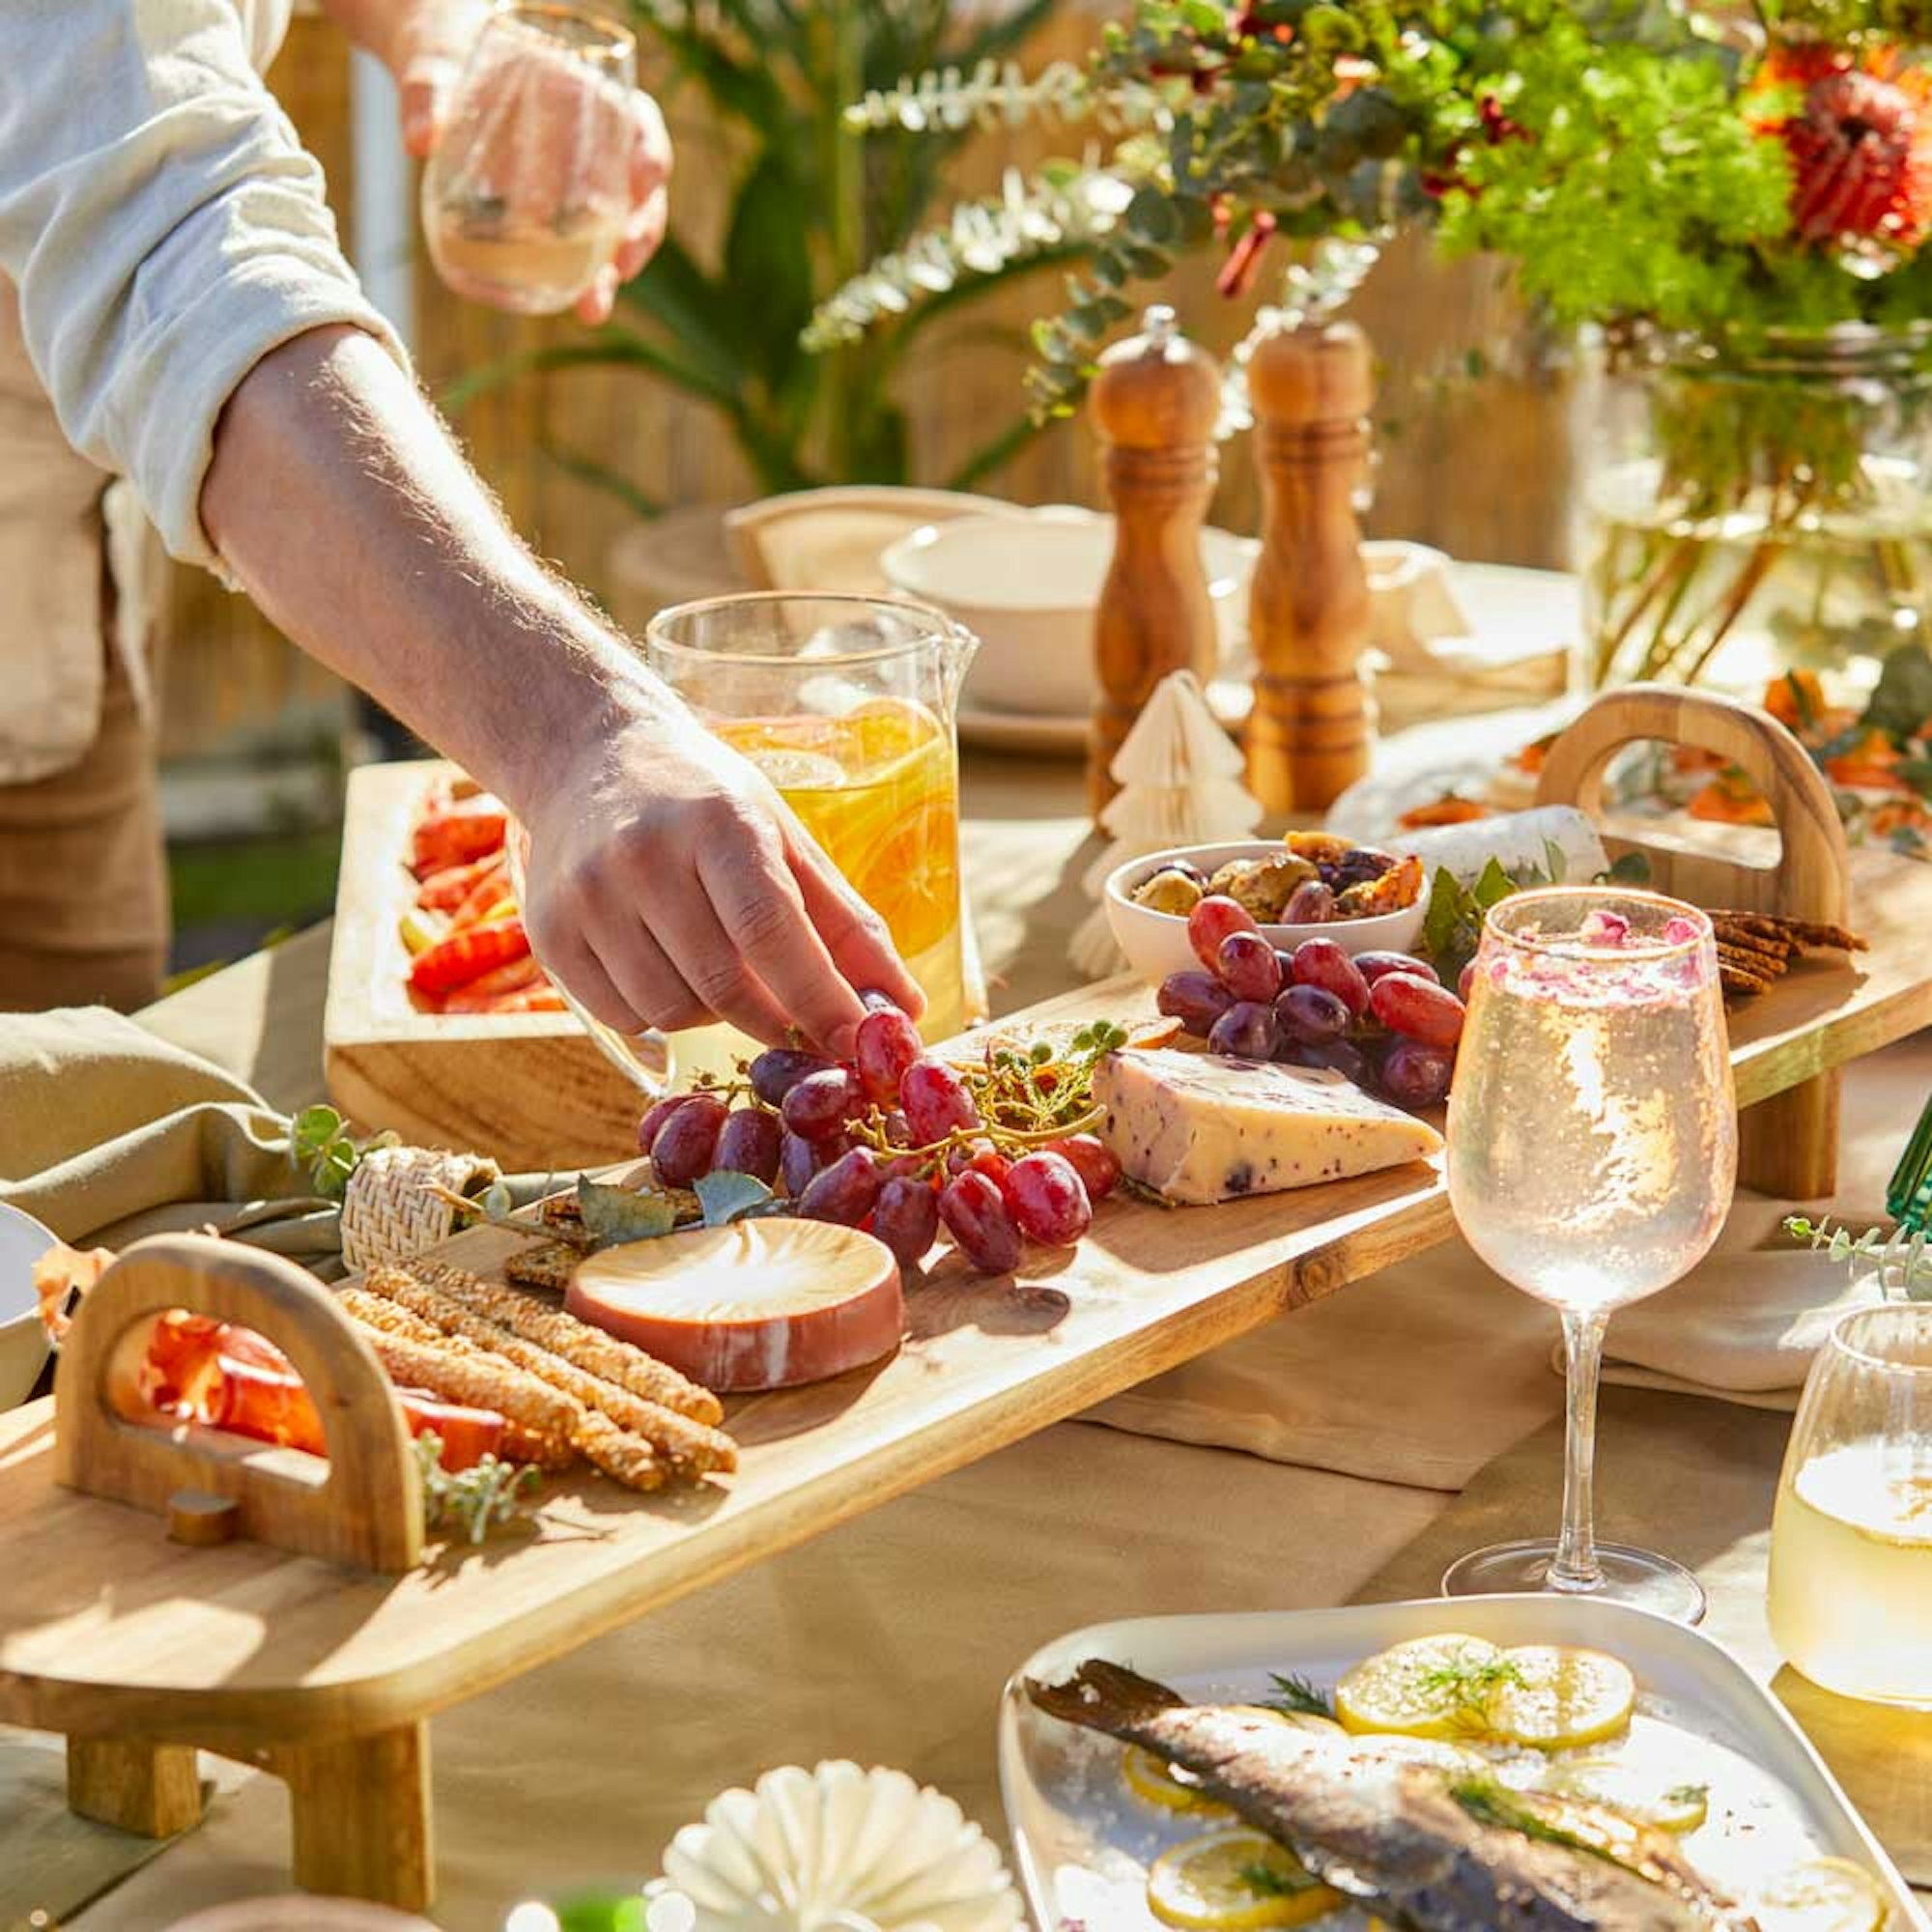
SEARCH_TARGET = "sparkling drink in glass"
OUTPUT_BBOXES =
[1768,1302,1932,1705]
[1443,888,1738,1621]
[422,4,637,316]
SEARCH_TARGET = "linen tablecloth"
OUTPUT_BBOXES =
[13,743,1923,1927]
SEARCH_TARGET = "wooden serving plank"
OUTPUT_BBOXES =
[5,823,1929,1758]
[324,761,645,1172]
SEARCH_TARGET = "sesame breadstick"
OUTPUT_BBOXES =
[339,1288,446,1349]
[414,1261,724,1427]
[355,1326,579,1443]
[366,1266,736,1478]
[572,1409,666,1492]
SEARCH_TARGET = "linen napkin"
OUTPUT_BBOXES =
[1086,1031,1930,1475]
[0,1007,338,1264]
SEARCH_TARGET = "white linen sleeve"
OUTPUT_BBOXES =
[0,0,411,568]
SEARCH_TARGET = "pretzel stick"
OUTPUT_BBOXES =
[366,1266,735,1478]
[413,1261,724,1426]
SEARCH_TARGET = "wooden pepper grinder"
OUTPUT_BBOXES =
[1088,305,1223,819]
[1244,318,1376,814]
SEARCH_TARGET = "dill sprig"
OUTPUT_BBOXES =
[1264,1672,1336,1720]
[1420,1654,1526,1734]
[1449,1777,1640,1875]
[1237,1861,1317,1898]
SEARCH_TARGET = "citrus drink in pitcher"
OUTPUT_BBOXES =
[716,698,967,1037]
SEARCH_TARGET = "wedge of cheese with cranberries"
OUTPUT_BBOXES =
[1094,1048,1443,1204]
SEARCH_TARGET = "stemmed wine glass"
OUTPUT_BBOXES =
[422,3,638,316]
[1443,887,1737,1621]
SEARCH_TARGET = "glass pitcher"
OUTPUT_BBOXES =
[646,594,978,1049]
[519,593,977,1098]
[1767,1302,1932,1706]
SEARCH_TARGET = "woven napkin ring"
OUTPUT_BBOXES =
[340,1143,502,1272]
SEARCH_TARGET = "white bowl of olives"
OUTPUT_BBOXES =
[1104,835,1430,987]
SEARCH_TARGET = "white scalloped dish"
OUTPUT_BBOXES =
[1000,1595,1924,1932]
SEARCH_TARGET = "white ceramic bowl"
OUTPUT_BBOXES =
[880,506,1256,719]
[0,1201,56,1410]
[1104,838,1431,988]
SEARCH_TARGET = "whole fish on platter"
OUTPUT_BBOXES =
[1026,1659,1755,1932]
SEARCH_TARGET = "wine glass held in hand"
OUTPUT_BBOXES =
[1443,888,1738,1623]
[422,5,656,319]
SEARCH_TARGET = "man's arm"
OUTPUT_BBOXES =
[201,327,918,1049]
[0,0,916,1049]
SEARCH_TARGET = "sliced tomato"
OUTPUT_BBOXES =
[409,916,531,998]
[416,850,506,914]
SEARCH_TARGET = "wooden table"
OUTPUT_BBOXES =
[15,729,1930,1912]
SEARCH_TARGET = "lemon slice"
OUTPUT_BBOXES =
[1542,1758,1708,1833]
[1754,1858,1889,1932]
[1123,1747,1230,1815]
[1333,1634,1507,1740]
[738,747,848,792]
[1146,1829,1345,1930]
[1488,1646,1635,1750]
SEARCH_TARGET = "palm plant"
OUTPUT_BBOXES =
[452,0,1106,503]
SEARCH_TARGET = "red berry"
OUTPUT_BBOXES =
[748,1046,838,1108]
[1368,971,1465,1048]
[1355,950,1437,987]
[1187,895,1261,973]
[714,1107,781,1183]
[1045,1133,1121,1203]
[1005,1151,1093,1245]
[1283,880,1335,923]
[939,1171,1023,1274]
[854,1007,923,1103]
[797,1147,883,1227]
[1158,969,1236,1037]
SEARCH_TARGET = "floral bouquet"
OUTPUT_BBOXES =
[815,0,1932,722]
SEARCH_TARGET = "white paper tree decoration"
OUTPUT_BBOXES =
[1069,670,1263,978]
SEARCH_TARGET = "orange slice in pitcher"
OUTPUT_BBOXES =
[847,792,960,956]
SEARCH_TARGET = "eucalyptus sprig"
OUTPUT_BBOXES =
[287,1104,399,1204]
[1784,1215,1932,1297]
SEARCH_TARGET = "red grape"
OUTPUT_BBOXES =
[1187,895,1261,972]
[1283,880,1336,924]
[1046,1133,1121,1203]
[880,1108,913,1148]
[1378,1037,1456,1108]
[1458,959,1478,1003]
[871,1176,940,1270]
[1355,950,1438,987]
[713,1107,781,1183]
[1284,1037,1368,1084]
[854,1007,923,1103]
[1208,999,1279,1060]
[1005,1151,1092,1245]
[749,1046,837,1108]
[781,1066,865,1140]
[651,1093,726,1186]
[1217,930,1284,1003]
[857,987,903,1013]
[1274,982,1350,1046]
[900,1059,980,1143]
[940,1171,1024,1273]
[798,1147,883,1226]
[1291,938,1370,1017]
[1368,971,1466,1048]
[1158,969,1236,1037]
[637,1094,689,1156]
[779,1129,819,1197]
[968,1148,1012,1188]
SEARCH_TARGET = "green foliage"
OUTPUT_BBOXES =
[415,1433,543,1545]
[833,0,1932,414]
[455,0,1087,496]
[288,1105,399,1203]
[1785,1214,1932,1295]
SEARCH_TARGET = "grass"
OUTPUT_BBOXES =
[166,825,344,982]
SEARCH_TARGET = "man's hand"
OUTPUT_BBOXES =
[329,0,671,323]
[519,713,924,1056]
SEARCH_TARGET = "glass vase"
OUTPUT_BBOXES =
[1577,325,1932,699]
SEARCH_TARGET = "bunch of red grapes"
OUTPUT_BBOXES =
[635,994,1120,1277]
[1158,895,1467,1108]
